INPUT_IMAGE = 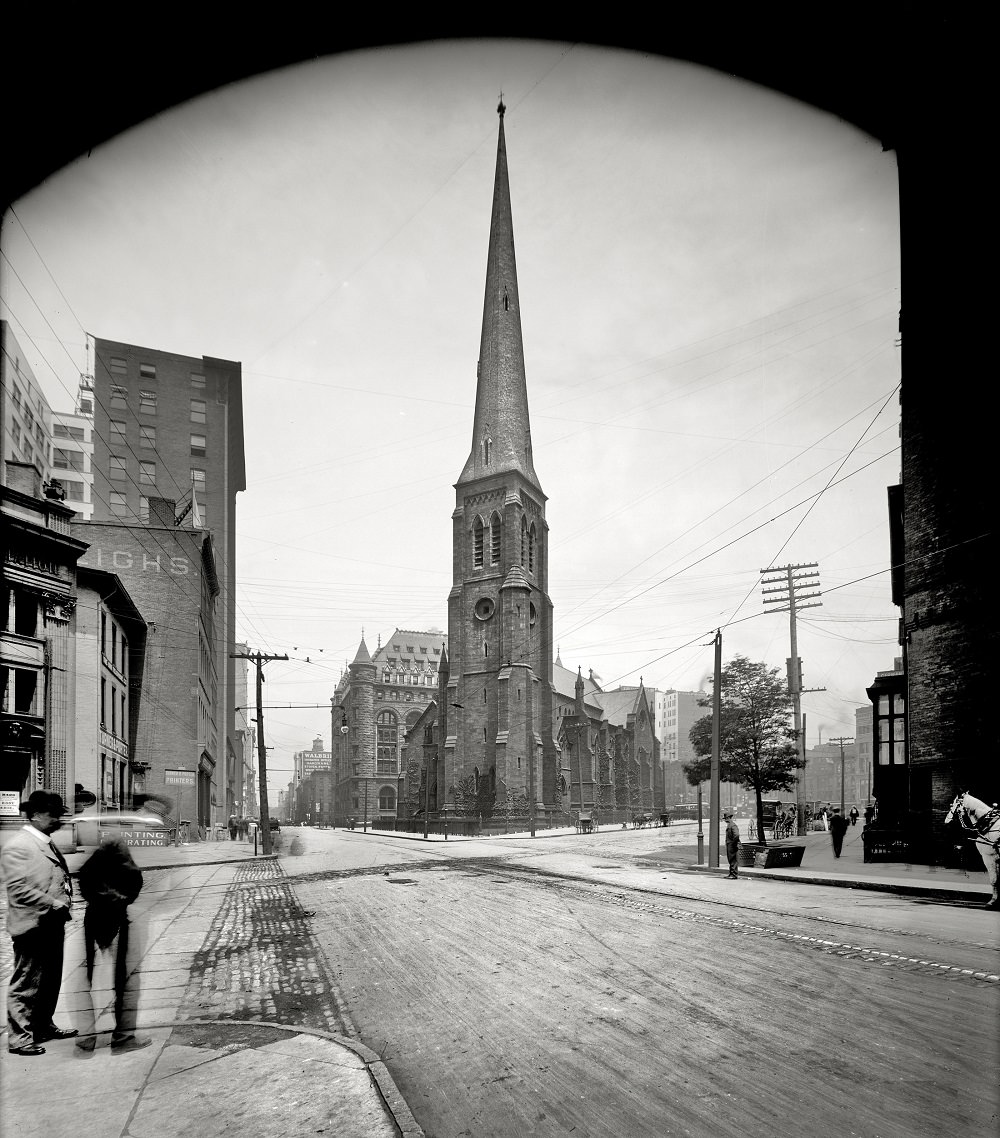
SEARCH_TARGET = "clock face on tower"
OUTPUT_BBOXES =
[474,597,496,621]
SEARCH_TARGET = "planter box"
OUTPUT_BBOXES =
[754,844,806,869]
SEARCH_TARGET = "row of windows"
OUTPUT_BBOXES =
[108,388,207,423]
[107,493,209,526]
[109,422,206,456]
[471,513,538,571]
[109,358,205,388]
[109,457,206,487]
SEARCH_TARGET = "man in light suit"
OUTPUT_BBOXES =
[1,790,78,1055]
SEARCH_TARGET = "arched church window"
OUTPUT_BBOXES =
[473,516,484,569]
[483,436,492,465]
[528,523,536,573]
[490,511,502,564]
[520,515,527,565]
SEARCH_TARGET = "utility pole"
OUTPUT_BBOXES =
[830,736,854,815]
[709,629,722,869]
[231,649,288,855]
[760,563,825,837]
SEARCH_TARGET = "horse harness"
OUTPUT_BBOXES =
[957,803,1000,853]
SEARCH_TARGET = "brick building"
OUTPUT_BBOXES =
[881,315,998,861]
[438,102,562,822]
[89,338,244,821]
[73,565,147,811]
[73,510,221,833]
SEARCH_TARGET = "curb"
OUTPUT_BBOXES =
[111,1018,426,1138]
[685,863,992,904]
[65,852,280,876]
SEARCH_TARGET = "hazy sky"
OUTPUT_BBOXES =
[1,40,901,792]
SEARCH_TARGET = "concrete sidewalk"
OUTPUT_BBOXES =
[698,823,994,903]
[1,833,424,1138]
[1,1020,421,1138]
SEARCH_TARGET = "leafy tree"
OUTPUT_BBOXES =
[683,654,801,845]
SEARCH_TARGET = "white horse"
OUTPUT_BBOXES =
[944,792,1000,909]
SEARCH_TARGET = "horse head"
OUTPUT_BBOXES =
[944,792,967,825]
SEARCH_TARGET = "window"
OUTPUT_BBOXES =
[190,434,206,457]
[191,399,206,424]
[110,420,127,446]
[63,480,85,502]
[490,512,502,564]
[12,385,22,409]
[53,424,85,441]
[139,496,150,522]
[140,425,156,449]
[109,455,128,481]
[377,710,397,773]
[191,372,205,388]
[79,397,93,414]
[109,491,128,513]
[139,390,157,415]
[110,357,127,375]
[53,448,84,472]
[139,461,155,486]
[110,386,128,409]
[139,362,156,379]
[378,787,396,812]
[190,468,206,488]
[473,516,484,569]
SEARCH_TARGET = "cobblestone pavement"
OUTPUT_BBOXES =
[176,858,354,1037]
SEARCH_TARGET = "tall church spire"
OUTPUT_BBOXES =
[458,99,542,493]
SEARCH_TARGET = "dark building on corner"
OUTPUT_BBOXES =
[872,319,998,863]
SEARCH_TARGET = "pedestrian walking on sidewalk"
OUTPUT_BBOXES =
[228,814,238,841]
[849,805,859,827]
[724,810,741,878]
[1,790,77,1056]
[830,807,849,858]
[75,836,150,1053]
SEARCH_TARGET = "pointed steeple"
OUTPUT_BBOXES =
[351,635,371,665]
[458,100,542,493]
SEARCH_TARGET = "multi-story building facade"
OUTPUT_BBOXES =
[855,703,873,805]
[89,339,244,833]
[50,374,96,519]
[2,321,53,481]
[233,644,256,821]
[72,504,221,834]
[1,462,88,830]
[73,566,146,809]
[331,628,447,826]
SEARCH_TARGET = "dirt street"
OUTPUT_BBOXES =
[281,827,999,1138]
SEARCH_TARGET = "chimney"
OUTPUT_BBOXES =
[5,460,43,498]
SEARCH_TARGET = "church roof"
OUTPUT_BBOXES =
[458,100,542,495]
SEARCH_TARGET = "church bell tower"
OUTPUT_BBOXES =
[441,100,562,820]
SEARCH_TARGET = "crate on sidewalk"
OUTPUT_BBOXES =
[754,844,806,868]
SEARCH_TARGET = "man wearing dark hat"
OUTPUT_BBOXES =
[0,790,78,1055]
[830,807,849,858]
[724,809,741,879]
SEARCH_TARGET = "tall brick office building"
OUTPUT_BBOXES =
[437,102,563,821]
[88,339,245,824]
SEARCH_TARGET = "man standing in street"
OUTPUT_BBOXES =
[830,807,849,858]
[75,836,150,1053]
[724,809,741,879]
[1,791,77,1056]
